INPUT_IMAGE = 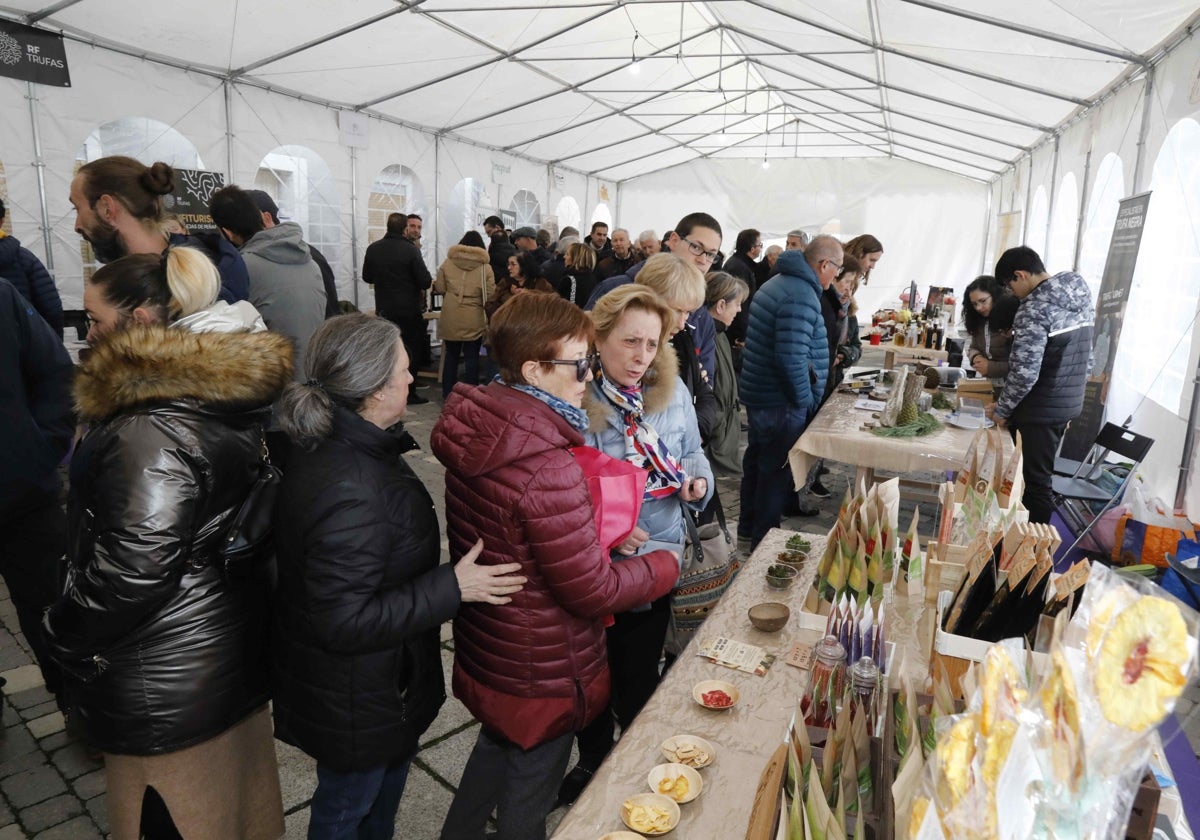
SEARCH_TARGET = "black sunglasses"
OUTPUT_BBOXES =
[540,354,596,382]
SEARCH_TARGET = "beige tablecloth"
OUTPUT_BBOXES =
[788,390,999,489]
[551,529,927,840]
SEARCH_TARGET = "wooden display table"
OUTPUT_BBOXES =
[550,529,927,839]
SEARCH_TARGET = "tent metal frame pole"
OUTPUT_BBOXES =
[24,0,84,25]
[223,79,235,181]
[1073,142,1093,271]
[1022,156,1035,243]
[433,134,441,268]
[1132,67,1156,192]
[1046,134,1060,257]
[746,0,1091,106]
[349,144,360,308]
[1177,367,1200,511]
[892,0,1147,65]
[981,185,993,274]
[25,81,54,273]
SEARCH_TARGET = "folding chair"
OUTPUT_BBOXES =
[1051,423,1154,559]
[1053,418,1131,477]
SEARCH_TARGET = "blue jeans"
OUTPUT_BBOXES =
[308,759,412,840]
[739,405,809,548]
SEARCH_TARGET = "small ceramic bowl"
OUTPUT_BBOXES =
[693,679,739,710]
[777,549,808,568]
[748,601,790,632]
[660,734,715,769]
[765,563,799,589]
[620,793,680,835]
[647,763,703,803]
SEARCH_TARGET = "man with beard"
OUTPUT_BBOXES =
[595,227,637,279]
[69,156,249,303]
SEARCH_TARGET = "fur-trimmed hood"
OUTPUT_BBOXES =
[583,340,679,432]
[74,324,293,421]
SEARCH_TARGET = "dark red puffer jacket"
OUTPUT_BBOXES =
[431,382,678,749]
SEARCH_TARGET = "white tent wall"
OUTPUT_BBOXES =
[615,155,989,319]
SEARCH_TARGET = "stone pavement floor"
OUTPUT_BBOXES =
[1,358,1198,837]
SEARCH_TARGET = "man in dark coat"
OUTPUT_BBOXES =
[0,278,72,703]
[722,228,761,346]
[362,213,433,403]
[595,227,637,280]
[0,199,63,336]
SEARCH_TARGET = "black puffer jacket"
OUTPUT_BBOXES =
[271,406,459,772]
[43,324,293,755]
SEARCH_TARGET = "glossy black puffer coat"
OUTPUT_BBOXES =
[43,323,292,755]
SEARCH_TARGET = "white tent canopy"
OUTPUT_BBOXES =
[2,0,1200,516]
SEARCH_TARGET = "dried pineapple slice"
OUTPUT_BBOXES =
[1094,595,1189,731]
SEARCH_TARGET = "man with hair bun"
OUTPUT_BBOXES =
[69,155,249,303]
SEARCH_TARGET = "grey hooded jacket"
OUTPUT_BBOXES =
[241,222,326,380]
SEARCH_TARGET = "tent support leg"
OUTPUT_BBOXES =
[1176,366,1200,513]
[1073,142,1092,272]
[1021,155,1034,244]
[433,134,441,265]
[25,82,54,273]
[1046,134,1060,256]
[349,144,360,308]
[980,185,992,274]
[224,79,235,181]
[1132,67,1155,193]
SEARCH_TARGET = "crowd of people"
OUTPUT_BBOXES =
[0,153,1094,840]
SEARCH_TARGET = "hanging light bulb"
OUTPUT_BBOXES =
[762,157,770,169]
[629,31,641,75]
[629,59,641,75]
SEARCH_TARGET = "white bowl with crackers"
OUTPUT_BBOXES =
[620,793,680,835]
[646,762,702,803]
[659,734,715,769]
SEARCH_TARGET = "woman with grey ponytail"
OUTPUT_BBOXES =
[271,313,527,838]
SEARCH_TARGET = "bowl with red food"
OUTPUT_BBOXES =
[692,679,739,710]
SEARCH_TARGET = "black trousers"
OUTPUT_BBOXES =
[0,499,65,696]
[1009,421,1067,524]
[575,595,671,767]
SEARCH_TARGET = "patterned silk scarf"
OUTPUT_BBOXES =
[597,371,686,500]
[504,378,590,432]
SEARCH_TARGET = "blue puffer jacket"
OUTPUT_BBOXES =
[739,249,829,413]
[0,233,62,337]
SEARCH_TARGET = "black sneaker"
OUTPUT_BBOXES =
[557,765,595,806]
[817,464,830,477]
[809,479,832,499]
[407,392,430,405]
[793,498,820,517]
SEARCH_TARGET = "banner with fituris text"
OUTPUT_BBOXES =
[163,169,226,235]
[1060,191,1152,460]
[0,20,70,86]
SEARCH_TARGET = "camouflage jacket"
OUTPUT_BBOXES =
[996,271,1095,423]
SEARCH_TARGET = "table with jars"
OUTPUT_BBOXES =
[549,527,928,840]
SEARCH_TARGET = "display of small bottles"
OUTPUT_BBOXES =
[805,634,847,728]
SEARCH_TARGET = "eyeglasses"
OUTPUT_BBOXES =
[540,353,597,383]
[682,237,719,263]
[823,259,843,272]
[971,295,993,308]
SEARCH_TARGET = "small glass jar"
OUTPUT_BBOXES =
[806,634,847,728]
[850,656,879,715]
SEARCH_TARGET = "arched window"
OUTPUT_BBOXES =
[554,196,581,235]
[1079,153,1125,302]
[1025,185,1049,258]
[591,202,612,231]
[368,165,426,245]
[255,145,341,270]
[509,189,541,227]
[1046,172,1078,272]
[1111,119,1200,415]
[447,178,485,246]
[77,117,205,278]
